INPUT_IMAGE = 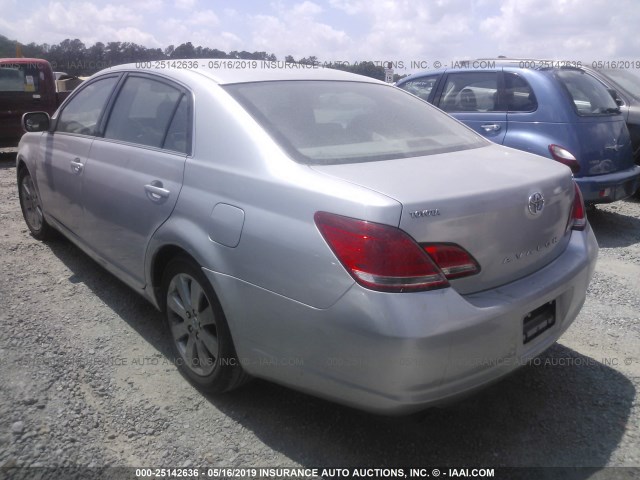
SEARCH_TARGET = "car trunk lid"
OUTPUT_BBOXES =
[311,144,576,295]
[552,68,635,175]
[572,116,634,176]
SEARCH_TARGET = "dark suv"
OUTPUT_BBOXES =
[1,58,58,149]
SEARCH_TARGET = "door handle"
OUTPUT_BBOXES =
[480,123,501,132]
[144,182,170,201]
[70,158,84,174]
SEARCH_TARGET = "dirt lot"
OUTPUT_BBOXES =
[0,152,638,479]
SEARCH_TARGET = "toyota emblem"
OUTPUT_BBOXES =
[528,192,545,215]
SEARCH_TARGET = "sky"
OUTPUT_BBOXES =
[1,0,640,73]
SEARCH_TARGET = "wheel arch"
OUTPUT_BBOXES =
[149,244,199,311]
[16,157,29,178]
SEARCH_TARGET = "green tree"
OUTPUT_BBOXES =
[171,42,196,59]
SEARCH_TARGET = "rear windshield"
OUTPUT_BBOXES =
[224,80,487,165]
[554,69,619,115]
[0,63,42,93]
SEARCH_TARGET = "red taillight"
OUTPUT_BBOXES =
[549,144,580,174]
[570,182,587,231]
[314,212,478,293]
[423,244,480,279]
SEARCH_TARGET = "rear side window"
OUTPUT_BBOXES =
[57,76,119,135]
[555,70,619,115]
[163,94,190,153]
[399,76,439,101]
[504,73,537,112]
[439,72,499,112]
[224,80,487,165]
[0,63,41,93]
[104,76,186,151]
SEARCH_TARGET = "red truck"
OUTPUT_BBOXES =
[0,58,59,150]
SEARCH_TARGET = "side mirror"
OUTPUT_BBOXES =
[607,88,624,107]
[22,112,51,133]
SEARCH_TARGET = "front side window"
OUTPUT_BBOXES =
[555,69,619,115]
[104,76,185,150]
[224,81,487,165]
[56,76,119,135]
[438,72,499,112]
[399,76,439,101]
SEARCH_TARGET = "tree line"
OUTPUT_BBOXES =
[1,35,401,81]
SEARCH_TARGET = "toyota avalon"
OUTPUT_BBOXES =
[17,61,598,414]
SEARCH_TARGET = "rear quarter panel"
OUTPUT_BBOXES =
[146,76,402,313]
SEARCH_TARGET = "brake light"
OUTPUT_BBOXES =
[314,212,478,292]
[423,244,480,279]
[549,144,581,174]
[570,182,586,231]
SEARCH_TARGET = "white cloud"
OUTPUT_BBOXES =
[479,0,640,60]
[1,0,639,68]
[137,0,164,11]
[5,1,156,47]
[292,1,323,17]
[110,27,159,46]
[157,14,241,52]
[175,0,196,10]
[187,9,220,27]
[249,2,351,60]
[323,0,477,62]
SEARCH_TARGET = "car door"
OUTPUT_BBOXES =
[503,71,540,153]
[435,70,507,144]
[35,75,120,234]
[80,73,190,288]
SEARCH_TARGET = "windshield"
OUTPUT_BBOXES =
[224,80,487,165]
[599,69,640,101]
[0,63,41,93]
[554,69,620,115]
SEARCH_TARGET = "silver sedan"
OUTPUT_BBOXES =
[17,61,598,414]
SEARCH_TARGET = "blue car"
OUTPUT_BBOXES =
[397,64,640,204]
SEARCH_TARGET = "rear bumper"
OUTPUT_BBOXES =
[576,165,640,203]
[204,225,599,414]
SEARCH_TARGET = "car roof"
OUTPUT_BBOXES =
[398,59,589,83]
[104,60,385,85]
[475,57,587,66]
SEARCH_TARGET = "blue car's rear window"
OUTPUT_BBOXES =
[554,69,620,116]
[224,80,488,165]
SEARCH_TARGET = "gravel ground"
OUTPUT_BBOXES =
[0,152,638,480]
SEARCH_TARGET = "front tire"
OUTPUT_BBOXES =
[18,168,54,240]
[162,256,247,393]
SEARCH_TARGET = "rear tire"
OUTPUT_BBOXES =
[18,168,54,240]
[162,256,248,393]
